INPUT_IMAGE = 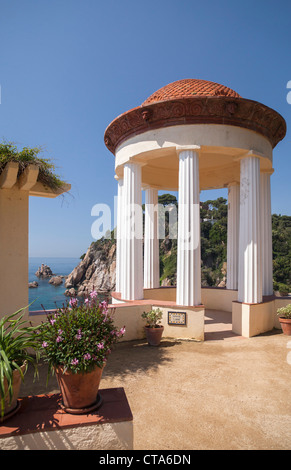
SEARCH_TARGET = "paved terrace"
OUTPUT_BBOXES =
[21,310,291,450]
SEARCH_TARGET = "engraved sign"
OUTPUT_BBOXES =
[168,311,187,326]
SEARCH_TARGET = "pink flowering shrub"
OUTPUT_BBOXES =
[36,291,125,374]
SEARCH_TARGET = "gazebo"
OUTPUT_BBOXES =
[104,79,286,338]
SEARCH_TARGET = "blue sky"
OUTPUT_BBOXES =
[0,0,290,257]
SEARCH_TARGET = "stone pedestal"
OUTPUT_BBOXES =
[0,388,133,450]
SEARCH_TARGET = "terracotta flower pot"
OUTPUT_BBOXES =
[279,317,291,336]
[54,365,104,414]
[1,363,26,422]
[144,325,164,346]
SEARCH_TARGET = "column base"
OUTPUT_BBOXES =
[232,299,275,338]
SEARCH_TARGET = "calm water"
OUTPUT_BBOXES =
[29,257,80,311]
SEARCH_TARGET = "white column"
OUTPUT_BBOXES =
[226,183,240,290]
[238,155,262,304]
[115,178,124,294]
[260,170,273,296]
[144,187,159,289]
[176,148,201,306]
[122,162,143,300]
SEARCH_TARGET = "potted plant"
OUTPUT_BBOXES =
[277,304,291,335]
[141,308,164,346]
[36,291,125,414]
[0,307,38,422]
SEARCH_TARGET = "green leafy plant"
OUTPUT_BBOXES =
[36,291,125,376]
[277,304,291,320]
[0,307,39,418]
[274,282,290,296]
[0,141,66,192]
[141,308,163,328]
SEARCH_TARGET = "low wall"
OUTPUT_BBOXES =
[201,287,237,312]
[232,296,291,337]
[29,302,205,342]
[29,290,290,341]
[144,286,238,312]
[143,287,176,302]
[153,305,204,341]
[111,303,152,341]
[111,302,204,342]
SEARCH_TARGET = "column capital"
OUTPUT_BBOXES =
[235,150,265,161]
[142,184,160,191]
[114,175,124,182]
[260,168,274,175]
[127,157,146,167]
[176,145,201,157]
[227,181,239,188]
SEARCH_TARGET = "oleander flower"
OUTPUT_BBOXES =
[36,290,125,374]
[76,329,82,340]
[69,297,78,307]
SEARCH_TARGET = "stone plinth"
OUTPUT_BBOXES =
[0,388,133,450]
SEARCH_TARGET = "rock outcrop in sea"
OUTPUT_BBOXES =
[49,275,63,286]
[35,264,54,278]
[65,238,116,297]
[29,281,38,288]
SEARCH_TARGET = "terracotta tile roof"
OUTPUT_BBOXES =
[142,79,241,105]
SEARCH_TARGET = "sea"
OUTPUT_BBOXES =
[29,257,80,312]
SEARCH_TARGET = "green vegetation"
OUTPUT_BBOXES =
[0,307,38,418]
[277,303,291,319]
[0,141,66,191]
[158,195,228,286]
[158,194,290,291]
[200,197,227,287]
[86,194,291,293]
[141,308,163,328]
[272,214,291,293]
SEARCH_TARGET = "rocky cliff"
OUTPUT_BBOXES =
[65,238,116,296]
[64,196,234,298]
[63,198,291,299]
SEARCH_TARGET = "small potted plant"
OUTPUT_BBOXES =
[277,304,291,335]
[141,308,164,346]
[36,291,125,414]
[0,307,38,421]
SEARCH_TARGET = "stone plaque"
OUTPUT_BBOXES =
[168,311,187,326]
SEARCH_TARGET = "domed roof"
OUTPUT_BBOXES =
[142,79,241,105]
[104,78,286,154]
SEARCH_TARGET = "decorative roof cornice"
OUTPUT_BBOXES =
[104,96,286,154]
